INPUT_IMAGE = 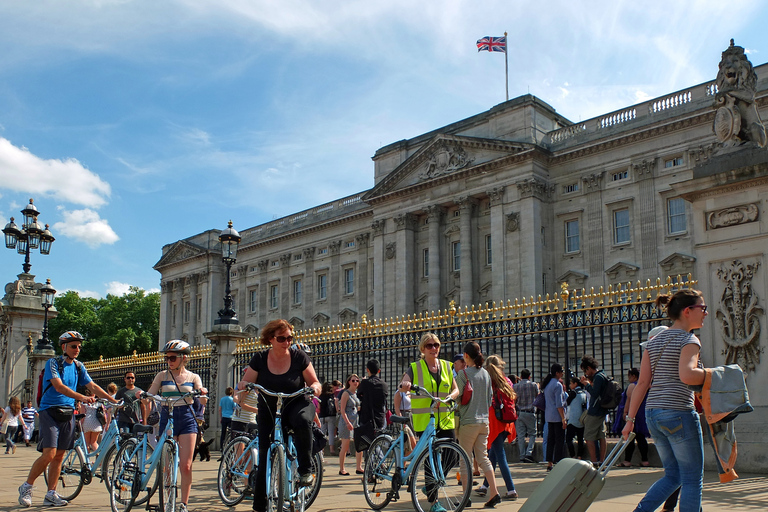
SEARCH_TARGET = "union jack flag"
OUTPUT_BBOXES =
[476,36,506,53]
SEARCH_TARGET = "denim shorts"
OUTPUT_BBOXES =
[159,406,199,437]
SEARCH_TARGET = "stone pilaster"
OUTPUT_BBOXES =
[487,187,506,300]
[582,172,605,281]
[174,278,184,340]
[372,220,386,318]
[329,241,342,321]
[394,213,417,316]
[355,233,370,318]
[187,274,199,344]
[303,248,315,324]
[426,206,444,311]
[280,254,291,311]
[457,197,478,306]
[634,159,660,281]
[257,259,269,327]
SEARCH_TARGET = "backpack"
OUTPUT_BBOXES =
[38,355,85,406]
[599,374,623,410]
[324,395,337,417]
[493,389,518,424]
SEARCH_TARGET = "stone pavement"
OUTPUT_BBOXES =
[1,445,766,512]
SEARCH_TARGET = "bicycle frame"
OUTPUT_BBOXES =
[128,396,179,492]
[79,413,122,478]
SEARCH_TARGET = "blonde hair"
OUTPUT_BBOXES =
[485,355,515,399]
[9,396,21,416]
[107,382,118,395]
[418,332,440,358]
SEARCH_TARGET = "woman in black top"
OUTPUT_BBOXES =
[238,319,321,512]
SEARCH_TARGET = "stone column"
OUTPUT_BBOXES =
[582,172,605,282]
[187,274,199,345]
[174,278,184,340]
[280,254,292,312]
[634,159,660,281]
[371,220,386,319]
[257,260,269,327]
[488,187,506,300]
[516,178,554,297]
[329,241,341,322]
[160,280,173,342]
[197,271,209,337]
[394,213,417,316]
[426,206,444,312]
[457,196,477,306]
[237,264,248,323]
[355,233,370,318]
[303,248,316,324]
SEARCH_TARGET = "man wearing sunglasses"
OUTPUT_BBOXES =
[115,371,149,433]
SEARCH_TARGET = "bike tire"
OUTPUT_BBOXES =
[266,444,286,512]
[410,440,471,512]
[43,445,86,502]
[110,439,139,512]
[304,451,323,510]
[101,444,117,493]
[363,435,395,510]
[157,440,178,512]
[217,435,254,507]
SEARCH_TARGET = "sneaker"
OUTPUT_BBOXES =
[474,485,487,496]
[18,483,33,507]
[298,473,315,487]
[43,490,68,507]
[429,502,448,512]
[502,491,518,501]
[523,455,536,463]
[179,504,188,512]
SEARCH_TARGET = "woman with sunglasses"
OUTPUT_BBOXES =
[147,340,208,512]
[238,319,321,512]
[622,290,709,512]
[337,374,362,475]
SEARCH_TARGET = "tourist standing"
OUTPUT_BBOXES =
[219,387,235,450]
[358,359,389,431]
[542,364,568,471]
[337,373,362,475]
[579,356,609,464]
[513,369,539,463]
[114,371,147,433]
[2,396,23,454]
[20,401,38,447]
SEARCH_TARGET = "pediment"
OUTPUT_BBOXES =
[557,270,588,287]
[154,240,208,270]
[659,252,696,271]
[605,262,640,280]
[363,134,536,201]
[338,308,357,324]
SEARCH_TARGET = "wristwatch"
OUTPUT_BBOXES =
[625,415,635,423]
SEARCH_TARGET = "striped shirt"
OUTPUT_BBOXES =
[150,369,203,407]
[233,389,258,424]
[21,406,37,424]
[646,329,701,411]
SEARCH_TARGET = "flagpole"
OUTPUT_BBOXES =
[504,31,509,101]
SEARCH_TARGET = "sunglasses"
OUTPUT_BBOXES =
[424,343,440,350]
[125,376,135,380]
[164,355,180,362]
[275,335,294,343]
[688,305,708,313]
[350,379,360,383]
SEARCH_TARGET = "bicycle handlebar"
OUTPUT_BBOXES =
[140,389,205,405]
[246,383,314,399]
[409,385,457,410]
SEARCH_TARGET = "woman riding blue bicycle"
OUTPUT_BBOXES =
[238,319,322,512]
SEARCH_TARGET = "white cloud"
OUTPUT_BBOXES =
[63,288,101,299]
[53,208,119,248]
[105,281,131,296]
[0,137,112,207]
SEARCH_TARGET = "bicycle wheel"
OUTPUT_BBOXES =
[157,440,178,512]
[101,445,118,493]
[218,436,254,506]
[304,451,323,510]
[266,444,286,512]
[363,435,395,510]
[410,440,471,512]
[110,439,140,512]
[43,445,86,502]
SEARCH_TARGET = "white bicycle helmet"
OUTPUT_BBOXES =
[161,339,191,355]
[59,331,85,344]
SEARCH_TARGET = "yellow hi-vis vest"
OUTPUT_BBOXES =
[410,358,455,432]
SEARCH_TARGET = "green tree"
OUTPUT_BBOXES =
[48,287,160,361]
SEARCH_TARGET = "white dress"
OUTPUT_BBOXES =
[82,403,103,433]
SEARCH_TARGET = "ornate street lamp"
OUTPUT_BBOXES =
[37,278,57,352]
[214,220,241,326]
[3,199,55,274]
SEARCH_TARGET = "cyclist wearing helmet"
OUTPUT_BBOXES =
[18,331,117,508]
[147,340,208,512]
[237,319,321,512]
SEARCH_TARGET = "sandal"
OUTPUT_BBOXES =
[619,461,632,467]
[338,470,350,476]
[641,461,650,467]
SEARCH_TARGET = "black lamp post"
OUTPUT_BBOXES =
[3,198,55,274]
[214,220,241,326]
[38,278,57,352]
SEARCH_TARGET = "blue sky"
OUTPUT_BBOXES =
[0,1,766,298]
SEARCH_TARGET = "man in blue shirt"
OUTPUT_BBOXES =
[218,387,236,451]
[18,331,116,508]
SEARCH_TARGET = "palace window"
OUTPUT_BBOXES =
[184,301,190,323]
[612,170,628,181]
[344,268,354,295]
[667,197,687,234]
[565,220,580,253]
[345,240,355,248]
[250,290,258,313]
[664,156,684,168]
[451,241,461,271]
[293,280,302,305]
[423,248,429,277]
[563,182,579,194]
[317,274,327,300]
[317,247,328,255]
[614,208,631,244]
[485,234,492,265]
[269,285,279,309]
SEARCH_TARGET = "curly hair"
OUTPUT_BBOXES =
[259,319,293,346]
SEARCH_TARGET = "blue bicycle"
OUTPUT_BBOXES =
[43,399,131,502]
[362,385,471,512]
[109,390,200,512]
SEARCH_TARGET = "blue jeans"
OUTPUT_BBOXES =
[515,412,536,458]
[483,431,515,492]
[634,409,703,512]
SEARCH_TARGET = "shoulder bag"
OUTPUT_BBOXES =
[460,369,474,405]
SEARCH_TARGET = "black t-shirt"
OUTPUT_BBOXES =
[248,348,311,411]
[358,375,389,429]
[115,386,143,424]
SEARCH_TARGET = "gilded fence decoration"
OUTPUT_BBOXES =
[716,260,763,373]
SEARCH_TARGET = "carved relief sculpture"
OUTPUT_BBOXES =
[385,242,396,260]
[418,141,475,180]
[715,259,763,373]
[706,203,759,229]
[713,39,767,148]
[506,212,520,232]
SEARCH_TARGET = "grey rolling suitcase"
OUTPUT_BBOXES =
[518,433,635,512]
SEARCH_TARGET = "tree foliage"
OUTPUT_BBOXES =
[47,287,160,361]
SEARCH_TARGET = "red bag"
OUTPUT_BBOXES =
[460,369,474,405]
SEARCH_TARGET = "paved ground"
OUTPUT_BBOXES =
[1,445,766,511]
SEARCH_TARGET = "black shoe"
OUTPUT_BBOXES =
[299,473,315,487]
[483,494,501,508]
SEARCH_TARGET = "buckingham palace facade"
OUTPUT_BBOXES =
[154,42,768,381]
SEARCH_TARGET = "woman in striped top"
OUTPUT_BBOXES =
[147,340,207,512]
[622,290,708,512]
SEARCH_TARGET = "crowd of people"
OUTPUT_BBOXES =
[13,289,713,512]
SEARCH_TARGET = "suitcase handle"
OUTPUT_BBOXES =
[597,432,635,475]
